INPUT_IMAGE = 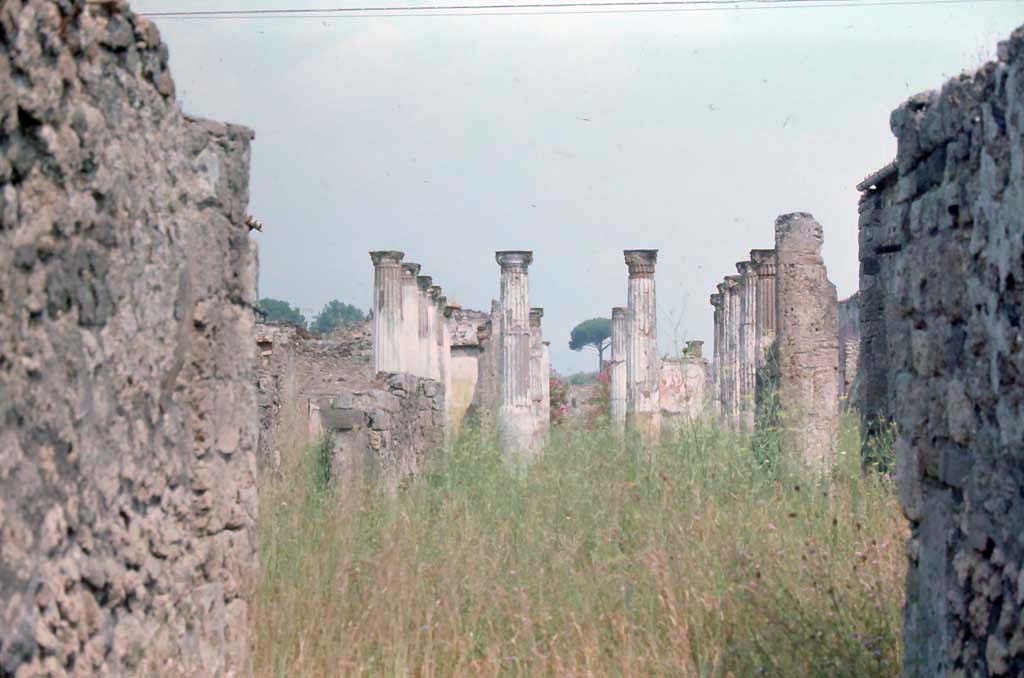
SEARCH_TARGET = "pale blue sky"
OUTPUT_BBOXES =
[139,0,1024,373]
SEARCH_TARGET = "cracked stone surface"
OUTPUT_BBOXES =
[1,1,258,674]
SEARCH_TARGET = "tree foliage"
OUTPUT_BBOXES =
[311,300,367,334]
[257,297,305,326]
[569,317,613,370]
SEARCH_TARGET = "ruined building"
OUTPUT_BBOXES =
[858,26,1024,677]
[1,2,257,673]
[708,214,841,469]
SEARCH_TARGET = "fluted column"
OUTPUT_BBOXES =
[725,276,742,431]
[370,250,404,374]
[750,249,777,368]
[715,281,730,425]
[709,294,723,418]
[399,262,421,376]
[737,261,757,431]
[496,250,534,459]
[417,275,433,379]
[609,306,628,433]
[624,249,660,445]
[529,308,548,447]
[427,285,443,381]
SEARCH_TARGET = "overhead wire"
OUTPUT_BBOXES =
[141,0,1019,18]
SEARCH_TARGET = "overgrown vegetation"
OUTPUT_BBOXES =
[255,418,905,677]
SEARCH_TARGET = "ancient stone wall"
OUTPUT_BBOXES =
[446,306,487,433]
[858,27,1024,676]
[857,162,899,447]
[659,356,710,430]
[256,319,446,486]
[0,2,258,674]
[310,373,444,490]
[837,292,860,405]
[256,321,373,466]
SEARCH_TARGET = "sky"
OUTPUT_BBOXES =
[137,0,1024,373]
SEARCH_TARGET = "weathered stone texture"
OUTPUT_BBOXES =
[467,300,501,430]
[257,320,444,487]
[0,2,258,674]
[256,321,373,467]
[857,163,899,447]
[837,292,860,405]
[859,26,1024,677]
[774,213,839,470]
[310,373,445,490]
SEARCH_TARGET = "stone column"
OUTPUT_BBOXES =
[725,277,742,431]
[736,260,757,431]
[624,250,660,445]
[427,285,443,381]
[496,251,534,458]
[400,262,421,376]
[709,294,723,418]
[750,249,777,369]
[442,302,454,427]
[529,308,547,446]
[774,213,838,470]
[609,306,629,433]
[370,250,404,374]
[715,282,730,425]
[540,340,551,435]
[417,275,433,379]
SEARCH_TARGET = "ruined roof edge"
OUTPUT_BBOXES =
[856,161,897,192]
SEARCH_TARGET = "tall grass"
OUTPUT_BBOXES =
[255,417,906,677]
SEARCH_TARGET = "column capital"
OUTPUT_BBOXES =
[529,308,544,328]
[710,293,722,308]
[369,250,404,266]
[725,275,742,290]
[750,249,776,276]
[428,285,442,301]
[437,295,448,310]
[401,262,421,278]
[496,250,533,269]
[612,306,628,319]
[624,249,658,277]
[716,281,729,295]
[416,275,433,291]
[736,260,756,277]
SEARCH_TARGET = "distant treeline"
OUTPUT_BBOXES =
[257,298,368,334]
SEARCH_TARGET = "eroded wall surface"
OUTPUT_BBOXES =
[256,321,373,466]
[859,27,1024,677]
[256,321,445,486]
[1,2,258,674]
[310,374,445,490]
[838,292,861,405]
[659,357,710,429]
